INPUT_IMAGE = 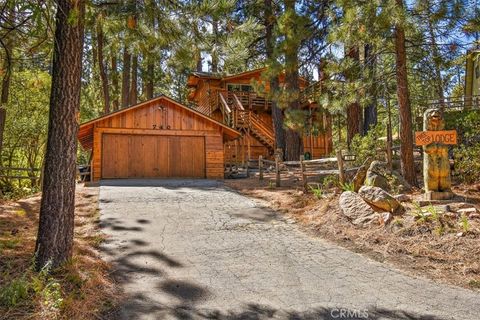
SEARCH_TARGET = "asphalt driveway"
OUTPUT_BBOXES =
[99,179,480,320]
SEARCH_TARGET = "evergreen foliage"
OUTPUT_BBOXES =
[1,0,480,193]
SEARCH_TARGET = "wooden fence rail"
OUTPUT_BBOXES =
[0,167,40,180]
[0,166,91,183]
[254,150,352,189]
[244,140,423,190]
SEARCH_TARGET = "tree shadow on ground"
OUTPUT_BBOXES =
[100,244,183,284]
[229,207,281,223]
[105,297,448,320]
[99,217,144,232]
[159,279,210,303]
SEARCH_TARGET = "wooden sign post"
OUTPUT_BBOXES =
[416,127,457,200]
[415,130,457,146]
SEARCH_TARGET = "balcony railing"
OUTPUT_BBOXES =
[423,95,480,111]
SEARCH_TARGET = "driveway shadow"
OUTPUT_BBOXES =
[105,301,447,320]
[230,207,281,223]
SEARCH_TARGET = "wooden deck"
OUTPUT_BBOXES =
[188,73,333,165]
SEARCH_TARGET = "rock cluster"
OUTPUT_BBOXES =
[358,186,403,214]
[339,186,404,225]
[339,161,408,225]
[339,191,378,225]
[338,159,479,228]
[364,161,412,193]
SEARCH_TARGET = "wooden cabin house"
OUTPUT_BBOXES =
[78,95,240,181]
[187,68,333,164]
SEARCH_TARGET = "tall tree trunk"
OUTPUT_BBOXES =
[0,46,12,162]
[211,17,219,73]
[346,101,361,146]
[363,43,377,132]
[345,46,361,147]
[0,5,14,161]
[196,50,203,72]
[35,0,86,270]
[121,45,131,107]
[283,0,303,161]
[146,60,154,99]
[145,0,155,99]
[111,52,119,110]
[129,54,138,105]
[426,11,444,103]
[265,0,285,153]
[96,17,110,113]
[395,0,417,186]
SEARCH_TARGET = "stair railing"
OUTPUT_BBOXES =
[218,91,232,126]
[248,111,274,146]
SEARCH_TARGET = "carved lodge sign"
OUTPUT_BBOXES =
[415,130,457,146]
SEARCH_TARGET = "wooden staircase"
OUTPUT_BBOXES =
[219,91,275,152]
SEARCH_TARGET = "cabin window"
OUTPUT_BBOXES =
[227,84,252,92]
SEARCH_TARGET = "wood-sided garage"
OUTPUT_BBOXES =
[77,95,240,181]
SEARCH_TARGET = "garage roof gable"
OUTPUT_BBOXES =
[78,95,241,150]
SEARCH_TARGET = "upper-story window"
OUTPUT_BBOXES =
[227,84,252,92]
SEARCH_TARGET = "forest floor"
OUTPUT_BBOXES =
[226,173,480,291]
[0,185,118,320]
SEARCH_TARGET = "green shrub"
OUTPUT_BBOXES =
[444,110,480,183]
[339,181,355,192]
[453,143,480,183]
[0,276,30,307]
[321,175,338,190]
[0,238,20,253]
[308,184,324,199]
[0,261,63,311]
[445,110,480,146]
[349,125,385,166]
[0,184,40,201]
[460,214,470,233]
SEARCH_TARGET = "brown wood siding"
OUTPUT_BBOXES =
[92,128,224,181]
[94,99,218,132]
[89,98,229,181]
[223,111,333,163]
[101,134,206,179]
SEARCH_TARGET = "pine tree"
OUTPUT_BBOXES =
[394,0,416,186]
[264,0,286,153]
[281,0,304,161]
[35,0,86,269]
[96,10,110,113]
[0,3,14,160]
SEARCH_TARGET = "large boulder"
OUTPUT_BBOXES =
[364,160,412,193]
[358,186,403,214]
[364,161,390,191]
[352,165,368,192]
[352,158,373,192]
[391,170,412,193]
[339,191,379,225]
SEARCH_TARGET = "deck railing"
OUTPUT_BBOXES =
[299,81,322,105]
[195,80,326,117]
[422,95,480,111]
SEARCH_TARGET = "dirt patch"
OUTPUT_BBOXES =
[226,173,480,291]
[0,184,119,320]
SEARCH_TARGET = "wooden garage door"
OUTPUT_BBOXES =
[101,134,205,178]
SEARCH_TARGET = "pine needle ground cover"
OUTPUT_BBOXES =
[0,185,119,320]
[226,176,480,291]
